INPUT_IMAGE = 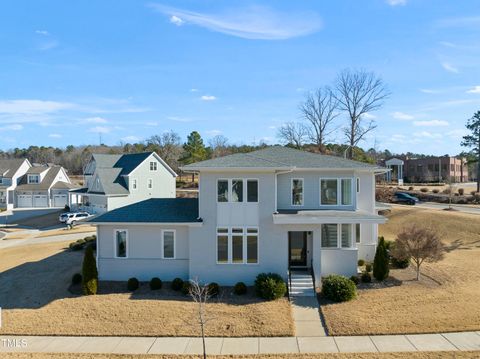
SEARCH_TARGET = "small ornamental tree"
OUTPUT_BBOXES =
[82,245,98,295]
[373,237,389,281]
[392,224,446,280]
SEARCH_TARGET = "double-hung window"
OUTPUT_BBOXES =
[216,227,258,264]
[150,161,157,171]
[292,179,303,206]
[320,178,353,206]
[115,230,128,258]
[162,230,175,259]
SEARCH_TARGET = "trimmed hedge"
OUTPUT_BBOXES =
[127,277,140,291]
[234,282,247,295]
[322,274,357,302]
[150,277,163,290]
[254,273,286,300]
[181,281,192,295]
[208,282,220,297]
[171,278,184,291]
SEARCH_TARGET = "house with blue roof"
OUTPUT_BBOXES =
[70,152,176,214]
[91,146,388,292]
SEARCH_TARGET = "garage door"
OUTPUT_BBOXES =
[17,195,33,208]
[53,194,68,207]
[33,195,48,207]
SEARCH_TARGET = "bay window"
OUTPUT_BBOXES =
[321,224,354,249]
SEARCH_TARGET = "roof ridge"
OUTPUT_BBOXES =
[243,151,293,168]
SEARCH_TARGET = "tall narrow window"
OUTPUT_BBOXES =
[217,180,228,202]
[131,179,137,190]
[232,180,243,202]
[162,230,175,259]
[356,178,360,193]
[247,180,258,202]
[292,179,303,206]
[321,224,338,248]
[341,179,353,205]
[320,179,338,205]
[341,224,352,248]
[232,228,243,263]
[247,228,258,264]
[148,179,153,189]
[356,223,361,244]
[217,228,228,263]
[115,230,127,258]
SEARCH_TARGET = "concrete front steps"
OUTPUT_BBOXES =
[289,271,316,297]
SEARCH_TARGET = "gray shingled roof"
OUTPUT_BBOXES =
[90,198,201,224]
[182,146,380,170]
[0,159,27,178]
[26,166,50,174]
[90,168,129,195]
[16,166,63,191]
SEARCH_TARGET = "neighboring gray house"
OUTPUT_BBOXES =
[71,152,176,214]
[0,159,31,210]
[91,146,387,287]
[15,165,76,208]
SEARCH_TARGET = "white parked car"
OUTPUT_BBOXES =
[59,212,73,223]
[64,212,92,226]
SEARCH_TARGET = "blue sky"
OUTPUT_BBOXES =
[0,0,479,155]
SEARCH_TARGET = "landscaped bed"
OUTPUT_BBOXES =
[321,206,480,336]
[0,241,293,337]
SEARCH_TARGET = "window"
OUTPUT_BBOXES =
[341,179,353,205]
[131,179,137,190]
[150,161,157,171]
[148,179,153,189]
[320,179,337,205]
[216,227,258,264]
[115,230,127,258]
[28,175,39,184]
[356,223,361,243]
[450,164,454,171]
[217,228,228,263]
[232,180,243,202]
[232,228,243,263]
[162,230,175,259]
[292,179,303,206]
[217,180,228,202]
[247,180,258,202]
[341,224,352,248]
[321,224,338,248]
[356,178,360,193]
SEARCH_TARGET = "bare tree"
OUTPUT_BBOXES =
[189,279,212,359]
[146,131,182,172]
[276,122,308,149]
[392,224,446,280]
[208,135,230,158]
[335,69,389,159]
[299,87,339,153]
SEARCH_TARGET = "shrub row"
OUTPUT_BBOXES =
[69,235,96,251]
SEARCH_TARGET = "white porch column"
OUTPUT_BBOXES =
[312,227,322,287]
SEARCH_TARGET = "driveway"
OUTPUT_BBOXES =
[416,202,480,215]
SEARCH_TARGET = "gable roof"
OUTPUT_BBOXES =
[0,159,28,178]
[182,146,380,171]
[89,198,201,224]
[16,166,64,191]
[89,168,129,195]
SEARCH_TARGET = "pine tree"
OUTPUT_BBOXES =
[373,237,389,281]
[82,245,98,295]
[181,131,208,182]
[461,111,480,193]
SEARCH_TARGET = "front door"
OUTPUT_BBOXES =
[289,231,307,267]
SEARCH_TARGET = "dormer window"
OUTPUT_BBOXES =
[150,162,157,171]
[28,175,39,184]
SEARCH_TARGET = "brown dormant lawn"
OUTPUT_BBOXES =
[2,351,480,359]
[0,241,293,337]
[321,206,480,336]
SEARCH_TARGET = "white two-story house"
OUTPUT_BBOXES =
[0,159,31,210]
[71,152,176,214]
[91,146,387,287]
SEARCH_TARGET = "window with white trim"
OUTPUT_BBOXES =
[356,177,360,193]
[216,227,258,264]
[217,180,228,202]
[356,223,361,243]
[247,180,258,202]
[150,161,157,171]
[321,224,354,248]
[232,180,243,202]
[320,178,354,206]
[131,179,137,190]
[217,178,259,203]
[115,230,127,258]
[162,230,175,259]
[28,175,39,184]
[292,178,303,206]
[148,178,153,189]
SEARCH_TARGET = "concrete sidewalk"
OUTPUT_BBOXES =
[1,332,479,355]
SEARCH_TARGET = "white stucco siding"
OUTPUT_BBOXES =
[356,171,375,213]
[97,224,190,281]
[321,249,358,277]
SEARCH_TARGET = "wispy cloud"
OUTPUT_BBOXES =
[0,100,73,115]
[201,95,216,101]
[413,131,442,139]
[420,88,441,94]
[413,120,449,127]
[386,0,407,6]
[190,88,199,92]
[49,133,62,138]
[205,129,222,136]
[166,116,192,122]
[467,86,480,94]
[391,111,414,120]
[441,62,459,73]
[149,4,323,40]
[363,113,377,119]
[84,116,108,124]
[121,136,141,143]
[0,124,23,131]
[35,30,49,36]
[89,126,111,134]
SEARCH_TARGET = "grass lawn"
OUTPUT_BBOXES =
[35,225,95,238]
[2,352,479,359]
[0,241,293,337]
[321,207,480,336]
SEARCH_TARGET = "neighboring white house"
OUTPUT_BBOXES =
[15,165,77,208]
[91,146,388,287]
[70,152,176,214]
[0,159,31,210]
